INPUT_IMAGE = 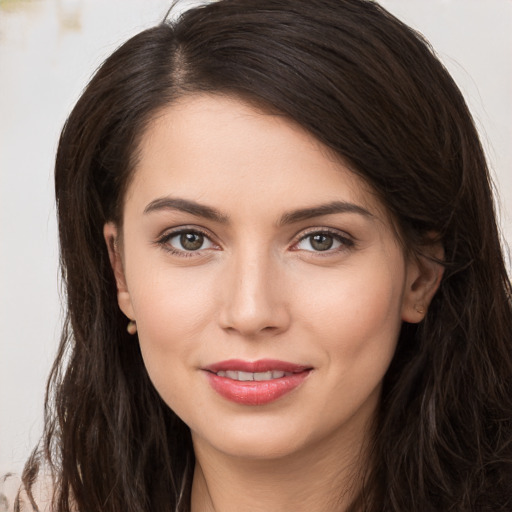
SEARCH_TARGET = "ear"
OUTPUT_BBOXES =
[401,242,444,323]
[103,222,135,321]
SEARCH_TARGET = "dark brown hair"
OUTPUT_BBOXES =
[20,0,512,510]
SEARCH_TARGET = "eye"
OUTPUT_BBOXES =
[158,229,215,254]
[295,230,354,253]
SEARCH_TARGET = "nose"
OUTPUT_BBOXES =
[218,246,291,338]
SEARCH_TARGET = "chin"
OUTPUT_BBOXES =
[198,432,307,461]
[189,411,331,462]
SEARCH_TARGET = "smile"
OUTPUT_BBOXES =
[215,370,293,381]
[203,359,312,405]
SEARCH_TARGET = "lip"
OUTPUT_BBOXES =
[204,359,311,374]
[203,359,312,406]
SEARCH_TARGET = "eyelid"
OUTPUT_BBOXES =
[290,227,356,252]
[157,224,212,238]
[155,225,220,255]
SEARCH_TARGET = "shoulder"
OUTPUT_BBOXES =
[0,472,54,512]
[0,473,24,512]
[1,473,21,512]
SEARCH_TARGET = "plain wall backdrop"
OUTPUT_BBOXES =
[1,0,511,475]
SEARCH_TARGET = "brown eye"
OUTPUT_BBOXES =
[162,229,214,254]
[180,232,204,251]
[310,234,334,251]
[295,230,353,253]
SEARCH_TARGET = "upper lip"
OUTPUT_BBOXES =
[203,359,312,374]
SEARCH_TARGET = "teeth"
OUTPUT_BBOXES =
[216,370,293,381]
[254,371,273,381]
[238,371,253,381]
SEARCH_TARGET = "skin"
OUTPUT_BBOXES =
[105,94,443,512]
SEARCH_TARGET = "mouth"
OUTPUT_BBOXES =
[214,370,294,381]
[203,359,313,405]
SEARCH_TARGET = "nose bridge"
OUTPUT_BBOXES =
[220,240,289,336]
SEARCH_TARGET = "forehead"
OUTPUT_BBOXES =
[126,94,389,224]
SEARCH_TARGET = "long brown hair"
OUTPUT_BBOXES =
[20,0,512,510]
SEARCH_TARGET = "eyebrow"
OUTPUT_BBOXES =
[144,197,229,223]
[143,197,372,225]
[277,201,373,226]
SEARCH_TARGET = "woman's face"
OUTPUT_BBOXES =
[106,94,436,461]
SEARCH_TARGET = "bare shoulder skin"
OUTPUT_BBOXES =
[1,472,55,512]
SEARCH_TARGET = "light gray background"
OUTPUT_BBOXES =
[1,0,511,475]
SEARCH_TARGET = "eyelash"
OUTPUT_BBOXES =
[292,228,355,255]
[156,227,215,258]
[155,227,355,257]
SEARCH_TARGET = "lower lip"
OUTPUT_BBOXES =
[205,371,311,405]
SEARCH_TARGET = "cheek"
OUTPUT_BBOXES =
[125,262,219,403]
[295,256,405,377]
[298,255,403,329]
[131,263,217,337]
[284,258,405,437]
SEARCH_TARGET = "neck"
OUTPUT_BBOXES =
[190,424,371,512]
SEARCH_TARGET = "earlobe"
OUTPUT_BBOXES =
[103,222,135,321]
[401,243,444,323]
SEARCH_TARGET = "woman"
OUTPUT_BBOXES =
[13,0,512,510]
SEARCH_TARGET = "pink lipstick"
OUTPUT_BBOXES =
[203,359,312,405]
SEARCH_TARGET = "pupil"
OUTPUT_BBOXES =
[311,234,333,251]
[181,232,203,251]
